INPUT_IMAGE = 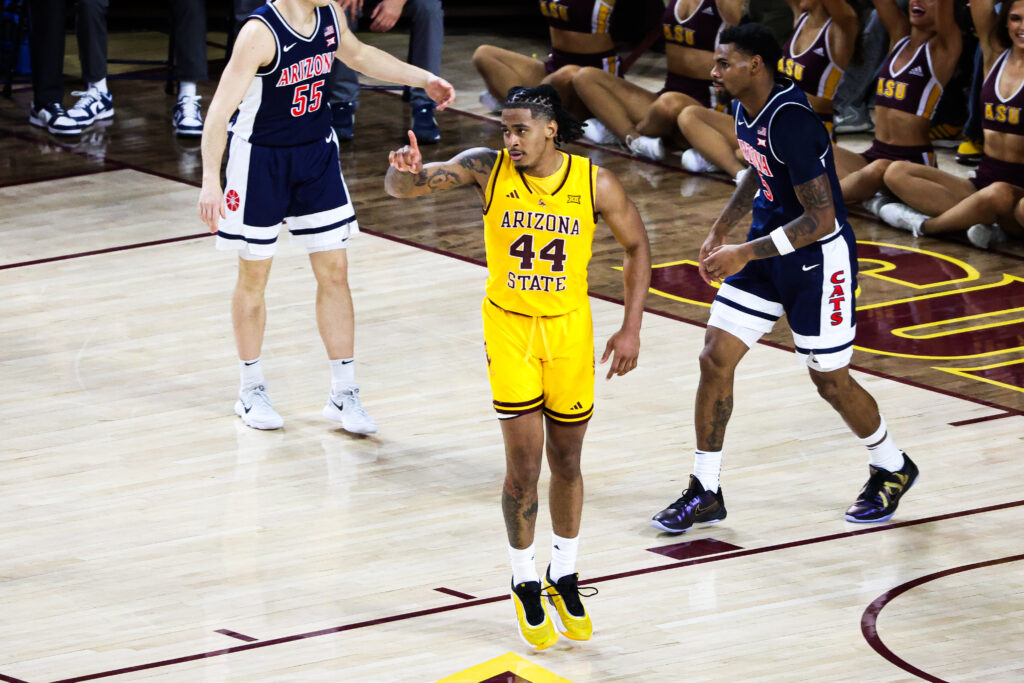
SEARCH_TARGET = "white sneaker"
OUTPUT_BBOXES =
[681,148,719,173]
[966,223,1007,249]
[173,95,203,136]
[479,90,502,113]
[235,384,284,430]
[29,102,83,136]
[581,118,619,145]
[862,193,895,217]
[67,88,114,126]
[627,135,665,161]
[323,385,378,434]
[878,203,927,237]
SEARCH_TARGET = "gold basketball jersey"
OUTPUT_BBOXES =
[482,150,599,317]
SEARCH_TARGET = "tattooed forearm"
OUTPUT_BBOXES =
[502,480,538,548]
[385,164,460,196]
[414,166,460,190]
[742,174,835,261]
[712,167,757,231]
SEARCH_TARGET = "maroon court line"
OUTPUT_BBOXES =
[0,233,209,271]
[0,127,202,189]
[40,497,1024,682]
[0,156,1018,416]
[0,166,119,189]
[0,673,32,683]
[434,587,477,600]
[2,100,1021,413]
[861,552,1024,683]
[949,412,1017,426]
[214,629,259,643]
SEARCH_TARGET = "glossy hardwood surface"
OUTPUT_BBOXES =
[0,27,1022,683]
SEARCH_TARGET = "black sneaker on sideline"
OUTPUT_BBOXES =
[411,104,440,144]
[845,453,919,523]
[331,101,355,141]
[651,475,727,533]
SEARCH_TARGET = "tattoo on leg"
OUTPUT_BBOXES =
[706,395,733,451]
[502,481,538,548]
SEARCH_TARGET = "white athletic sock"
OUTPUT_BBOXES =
[693,449,722,492]
[179,81,197,98]
[509,543,539,584]
[859,416,904,472]
[239,357,265,390]
[90,78,108,94]
[549,533,579,582]
[329,357,355,394]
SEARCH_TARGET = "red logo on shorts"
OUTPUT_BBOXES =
[226,189,240,211]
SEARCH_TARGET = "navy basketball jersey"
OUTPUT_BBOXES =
[734,81,849,238]
[230,3,339,146]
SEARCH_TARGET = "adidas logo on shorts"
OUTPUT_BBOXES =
[571,401,583,410]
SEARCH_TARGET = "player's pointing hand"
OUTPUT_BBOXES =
[388,130,423,174]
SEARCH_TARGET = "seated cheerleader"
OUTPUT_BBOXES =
[875,0,1024,249]
[678,0,859,181]
[834,0,961,206]
[473,0,620,118]
[571,0,745,161]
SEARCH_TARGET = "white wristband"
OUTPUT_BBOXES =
[770,227,796,255]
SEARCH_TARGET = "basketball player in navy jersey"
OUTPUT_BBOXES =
[651,24,919,532]
[198,0,454,432]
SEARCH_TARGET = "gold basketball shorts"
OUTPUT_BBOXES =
[481,298,594,424]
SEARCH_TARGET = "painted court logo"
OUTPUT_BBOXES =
[226,189,240,211]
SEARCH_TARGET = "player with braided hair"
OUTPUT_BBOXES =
[386,83,651,649]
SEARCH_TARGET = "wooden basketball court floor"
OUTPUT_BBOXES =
[1,29,1023,683]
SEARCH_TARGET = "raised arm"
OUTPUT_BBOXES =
[385,131,497,199]
[594,167,651,379]
[331,4,454,109]
[931,0,962,55]
[822,0,861,68]
[970,0,1000,65]
[784,0,802,25]
[717,0,749,27]
[198,20,275,232]
[872,0,910,48]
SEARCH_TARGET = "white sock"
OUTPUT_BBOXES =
[860,416,904,472]
[693,449,722,492]
[239,357,265,390]
[509,543,538,584]
[179,81,197,98]
[549,533,579,582]
[329,357,355,394]
[90,78,108,94]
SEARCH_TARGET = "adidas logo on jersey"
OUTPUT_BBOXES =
[702,6,714,13]
[909,66,924,77]
[814,47,825,56]
[506,190,520,199]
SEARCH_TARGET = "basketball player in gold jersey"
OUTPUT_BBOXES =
[385,85,651,649]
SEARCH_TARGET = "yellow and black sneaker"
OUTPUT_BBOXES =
[955,139,983,166]
[844,453,919,523]
[510,578,559,650]
[543,568,598,641]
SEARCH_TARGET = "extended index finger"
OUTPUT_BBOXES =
[407,129,419,153]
